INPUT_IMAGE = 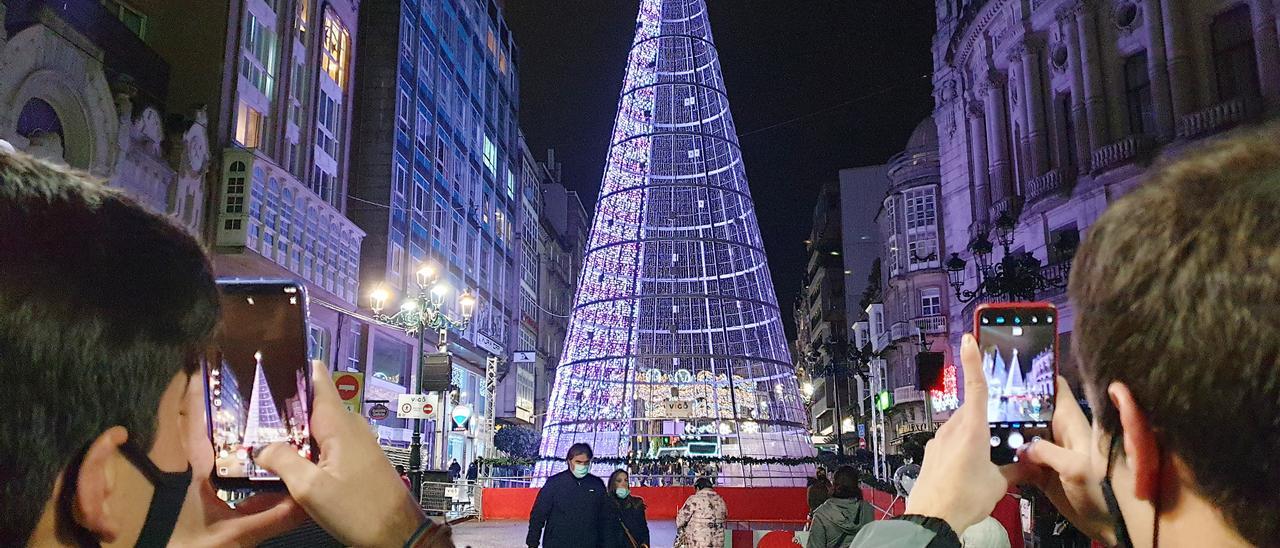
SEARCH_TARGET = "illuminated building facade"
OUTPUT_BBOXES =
[536,0,813,486]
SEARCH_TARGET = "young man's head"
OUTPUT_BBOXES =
[1069,126,1280,546]
[0,150,220,544]
[830,465,862,499]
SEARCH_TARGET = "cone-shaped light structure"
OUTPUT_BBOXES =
[536,0,813,486]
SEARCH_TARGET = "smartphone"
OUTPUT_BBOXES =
[204,280,316,489]
[973,302,1058,464]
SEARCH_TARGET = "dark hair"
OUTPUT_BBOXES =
[831,466,862,499]
[0,151,220,542]
[1069,126,1280,545]
[608,469,629,490]
[396,465,406,474]
[694,477,713,490]
[566,442,593,461]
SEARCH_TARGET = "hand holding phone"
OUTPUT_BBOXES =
[974,302,1058,464]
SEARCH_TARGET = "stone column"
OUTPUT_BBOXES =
[1059,8,1093,170]
[967,98,992,226]
[1250,0,1280,105]
[1143,0,1175,139]
[1160,0,1198,119]
[982,72,1013,203]
[1019,40,1050,175]
[1073,0,1110,150]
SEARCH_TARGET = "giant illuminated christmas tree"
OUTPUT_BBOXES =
[536,0,813,486]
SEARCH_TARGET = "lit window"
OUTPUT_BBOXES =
[482,135,497,175]
[240,13,277,97]
[506,169,516,200]
[321,8,350,89]
[235,101,264,148]
[920,288,942,317]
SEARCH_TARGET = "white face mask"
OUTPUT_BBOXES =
[572,463,590,478]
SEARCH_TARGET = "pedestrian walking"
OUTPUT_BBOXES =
[806,466,831,515]
[448,458,462,481]
[806,466,873,548]
[397,465,412,490]
[602,469,650,548]
[674,477,727,548]
[466,458,480,481]
[526,443,607,548]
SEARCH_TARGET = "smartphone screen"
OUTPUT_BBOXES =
[975,303,1057,463]
[205,280,314,486]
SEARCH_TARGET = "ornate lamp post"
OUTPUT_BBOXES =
[943,211,1071,303]
[806,339,871,458]
[370,263,477,497]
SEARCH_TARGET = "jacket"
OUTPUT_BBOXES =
[674,489,727,548]
[850,518,961,548]
[601,495,650,548]
[806,477,831,513]
[526,470,607,548]
[805,497,873,548]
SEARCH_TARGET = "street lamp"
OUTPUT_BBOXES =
[370,262,477,498]
[945,213,1069,303]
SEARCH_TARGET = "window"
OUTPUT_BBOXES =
[390,242,404,276]
[397,90,410,126]
[1048,224,1080,265]
[311,167,335,205]
[1124,51,1153,135]
[904,188,936,229]
[240,13,277,97]
[1212,5,1259,102]
[416,111,432,159]
[1056,93,1076,170]
[235,101,264,148]
[920,288,942,317]
[413,181,427,213]
[482,135,497,175]
[224,218,243,230]
[321,8,350,89]
[394,162,408,197]
[433,198,446,240]
[418,42,433,80]
[506,168,516,200]
[435,137,448,176]
[101,0,147,39]
[308,326,329,365]
[904,188,939,270]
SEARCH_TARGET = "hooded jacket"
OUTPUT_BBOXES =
[806,497,874,548]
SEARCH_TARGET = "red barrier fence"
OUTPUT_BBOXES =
[482,486,810,522]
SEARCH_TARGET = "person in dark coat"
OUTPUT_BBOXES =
[466,458,480,481]
[448,459,462,481]
[806,466,832,515]
[601,469,650,548]
[526,443,606,548]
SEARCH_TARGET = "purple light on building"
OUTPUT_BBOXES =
[536,0,813,486]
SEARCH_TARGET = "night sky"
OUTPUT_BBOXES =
[505,1,937,337]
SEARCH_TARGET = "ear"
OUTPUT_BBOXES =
[70,426,129,543]
[1107,382,1161,501]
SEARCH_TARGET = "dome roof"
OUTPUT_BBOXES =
[904,116,938,152]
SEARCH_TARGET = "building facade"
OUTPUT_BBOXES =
[349,0,522,467]
[794,182,856,447]
[932,0,1280,391]
[534,171,587,431]
[871,117,957,454]
[0,0,210,236]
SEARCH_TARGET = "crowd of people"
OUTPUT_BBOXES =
[2,124,1278,547]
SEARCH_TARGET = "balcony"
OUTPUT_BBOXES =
[1175,97,1248,140]
[987,196,1024,228]
[914,315,947,334]
[893,386,925,404]
[889,321,912,342]
[1024,169,1069,204]
[1035,261,1072,300]
[1090,134,1153,174]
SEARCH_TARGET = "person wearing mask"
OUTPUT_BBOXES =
[0,149,451,547]
[806,466,873,548]
[466,458,479,482]
[674,477,727,548]
[601,469,650,548]
[526,443,606,548]
[448,459,462,481]
[852,127,1280,547]
[806,466,832,516]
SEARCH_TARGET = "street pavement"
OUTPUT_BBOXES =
[452,519,678,548]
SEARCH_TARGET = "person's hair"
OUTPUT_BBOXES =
[396,465,406,474]
[815,466,827,477]
[566,442,593,461]
[0,151,220,542]
[608,469,629,490]
[831,465,862,499]
[694,477,713,490]
[1068,125,1280,545]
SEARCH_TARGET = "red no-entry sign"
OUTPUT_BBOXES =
[335,374,360,400]
[423,402,435,416]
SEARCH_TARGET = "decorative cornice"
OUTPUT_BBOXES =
[951,0,1015,67]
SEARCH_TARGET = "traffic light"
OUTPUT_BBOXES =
[875,391,893,411]
[916,352,945,391]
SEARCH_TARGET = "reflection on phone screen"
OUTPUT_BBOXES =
[207,285,312,480]
[979,314,1056,425]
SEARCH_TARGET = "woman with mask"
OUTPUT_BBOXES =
[601,469,650,548]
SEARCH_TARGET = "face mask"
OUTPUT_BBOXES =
[615,487,630,499]
[1100,436,1135,548]
[572,463,590,478]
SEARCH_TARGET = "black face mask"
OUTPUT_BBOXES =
[118,439,193,547]
[1100,436,1135,548]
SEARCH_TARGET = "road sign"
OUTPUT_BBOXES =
[369,403,390,420]
[444,486,460,499]
[332,372,364,414]
[451,404,472,431]
[397,393,439,419]
[513,351,535,363]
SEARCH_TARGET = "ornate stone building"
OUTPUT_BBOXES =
[0,0,209,236]
[932,0,1280,387]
